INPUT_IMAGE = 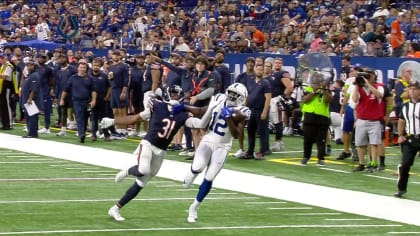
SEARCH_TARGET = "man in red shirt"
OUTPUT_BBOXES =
[351,69,385,172]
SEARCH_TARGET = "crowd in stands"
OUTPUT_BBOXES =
[0,0,419,58]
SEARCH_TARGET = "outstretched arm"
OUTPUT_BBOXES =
[100,108,151,128]
[184,104,208,117]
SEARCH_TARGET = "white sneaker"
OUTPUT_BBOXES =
[108,205,125,221]
[127,131,138,137]
[233,149,246,158]
[115,169,129,183]
[283,127,293,136]
[187,204,198,223]
[270,141,285,152]
[38,128,51,134]
[56,131,67,136]
[138,131,147,138]
[67,121,77,130]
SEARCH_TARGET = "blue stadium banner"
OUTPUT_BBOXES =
[223,54,420,85]
[82,48,419,85]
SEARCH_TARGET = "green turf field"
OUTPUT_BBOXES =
[3,122,420,201]
[0,148,419,235]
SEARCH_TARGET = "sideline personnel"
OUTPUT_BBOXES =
[395,81,420,197]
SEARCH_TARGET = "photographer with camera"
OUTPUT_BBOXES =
[300,72,333,166]
[351,69,385,172]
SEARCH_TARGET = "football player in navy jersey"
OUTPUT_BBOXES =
[101,85,223,221]
[183,83,250,223]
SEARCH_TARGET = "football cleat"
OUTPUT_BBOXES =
[108,205,125,221]
[187,204,198,223]
[115,169,129,183]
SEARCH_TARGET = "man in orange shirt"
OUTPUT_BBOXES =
[250,25,265,47]
[390,13,405,57]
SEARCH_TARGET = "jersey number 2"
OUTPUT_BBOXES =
[208,112,227,136]
[158,118,176,139]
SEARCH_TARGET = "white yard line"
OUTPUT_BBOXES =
[324,218,370,221]
[364,174,397,181]
[244,201,287,204]
[65,167,100,170]
[6,155,40,158]
[320,167,352,173]
[0,224,403,235]
[0,196,259,204]
[268,207,313,210]
[0,133,419,226]
[294,213,341,216]
[0,161,66,164]
[0,177,114,181]
[19,158,53,161]
[388,232,420,234]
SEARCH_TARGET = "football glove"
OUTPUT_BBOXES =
[171,102,185,114]
[99,118,115,129]
[221,106,234,119]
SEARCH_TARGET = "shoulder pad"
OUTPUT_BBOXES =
[213,93,227,102]
[234,106,251,120]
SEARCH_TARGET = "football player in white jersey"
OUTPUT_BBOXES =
[100,85,223,221]
[183,83,250,223]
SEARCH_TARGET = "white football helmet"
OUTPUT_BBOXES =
[162,85,184,106]
[225,83,248,106]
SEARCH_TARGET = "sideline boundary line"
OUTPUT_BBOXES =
[0,224,403,235]
[0,133,420,226]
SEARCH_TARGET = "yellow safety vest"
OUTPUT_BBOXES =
[0,62,18,94]
[301,86,330,118]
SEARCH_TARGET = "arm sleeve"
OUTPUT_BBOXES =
[161,60,184,75]
[195,87,214,100]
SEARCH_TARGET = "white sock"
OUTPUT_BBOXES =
[192,199,200,209]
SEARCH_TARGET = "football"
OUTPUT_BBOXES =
[231,110,247,123]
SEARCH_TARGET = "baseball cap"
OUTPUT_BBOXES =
[246,57,255,63]
[0,53,6,58]
[409,81,420,88]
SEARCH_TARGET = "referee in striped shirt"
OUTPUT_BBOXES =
[395,81,420,197]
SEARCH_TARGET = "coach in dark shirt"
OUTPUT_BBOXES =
[245,63,271,160]
[90,58,111,141]
[61,62,97,143]
[108,50,129,132]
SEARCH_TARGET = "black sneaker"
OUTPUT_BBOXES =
[336,152,351,160]
[353,164,365,172]
[300,158,309,166]
[378,164,386,171]
[366,166,378,173]
[239,152,254,160]
[394,190,406,198]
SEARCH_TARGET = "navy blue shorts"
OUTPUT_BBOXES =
[342,105,355,132]
[110,88,128,109]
